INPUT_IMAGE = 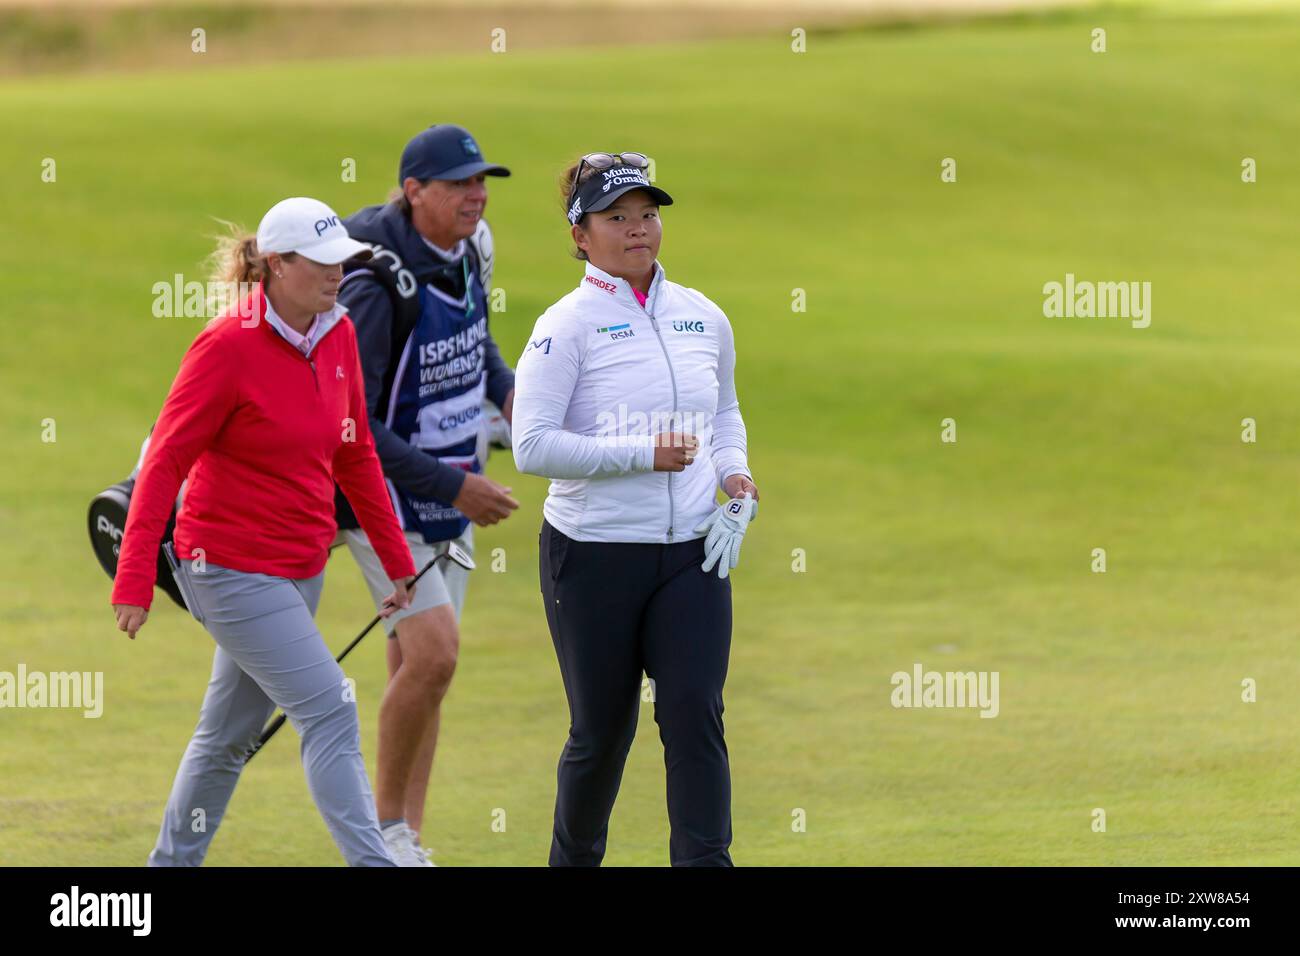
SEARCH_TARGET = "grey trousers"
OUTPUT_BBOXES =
[149,551,395,867]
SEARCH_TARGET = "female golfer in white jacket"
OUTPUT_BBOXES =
[512,152,759,866]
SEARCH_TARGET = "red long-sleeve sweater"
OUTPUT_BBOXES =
[111,284,416,610]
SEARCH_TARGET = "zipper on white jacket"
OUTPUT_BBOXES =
[646,307,678,542]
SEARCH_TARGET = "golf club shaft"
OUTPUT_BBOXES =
[243,553,444,762]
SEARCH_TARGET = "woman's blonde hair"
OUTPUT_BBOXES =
[202,219,294,325]
[206,219,270,287]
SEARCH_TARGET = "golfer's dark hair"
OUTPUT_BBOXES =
[560,157,602,261]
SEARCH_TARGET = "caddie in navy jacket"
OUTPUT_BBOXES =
[328,124,520,866]
[335,200,515,529]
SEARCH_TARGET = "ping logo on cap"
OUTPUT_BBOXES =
[314,215,341,236]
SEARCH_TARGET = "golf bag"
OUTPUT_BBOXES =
[88,431,187,609]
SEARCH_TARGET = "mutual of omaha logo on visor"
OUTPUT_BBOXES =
[601,166,650,193]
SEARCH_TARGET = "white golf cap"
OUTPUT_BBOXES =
[255,197,372,265]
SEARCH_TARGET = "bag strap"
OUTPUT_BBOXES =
[341,243,422,412]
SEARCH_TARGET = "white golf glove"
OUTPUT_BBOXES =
[694,492,757,579]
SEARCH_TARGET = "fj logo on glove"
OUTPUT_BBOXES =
[695,493,756,579]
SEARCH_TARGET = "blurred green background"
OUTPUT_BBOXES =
[2,1,1299,865]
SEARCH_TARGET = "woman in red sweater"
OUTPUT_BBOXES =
[112,197,416,867]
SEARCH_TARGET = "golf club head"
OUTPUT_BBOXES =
[444,540,475,571]
[88,477,188,610]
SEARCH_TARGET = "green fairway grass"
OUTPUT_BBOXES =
[3,7,1300,865]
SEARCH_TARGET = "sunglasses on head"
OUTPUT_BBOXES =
[570,152,651,193]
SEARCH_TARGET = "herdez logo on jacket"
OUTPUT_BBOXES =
[672,320,704,333]
[597,323,634,340]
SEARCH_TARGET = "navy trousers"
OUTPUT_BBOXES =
[539,519,734,867]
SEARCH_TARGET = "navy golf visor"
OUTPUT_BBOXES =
[567,166,674,224]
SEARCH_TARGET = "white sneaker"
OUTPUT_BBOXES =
[408,831,438,867]
[381,822,433,867]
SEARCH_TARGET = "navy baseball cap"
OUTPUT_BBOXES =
[567,165,673,225]
[398,125,511,183]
